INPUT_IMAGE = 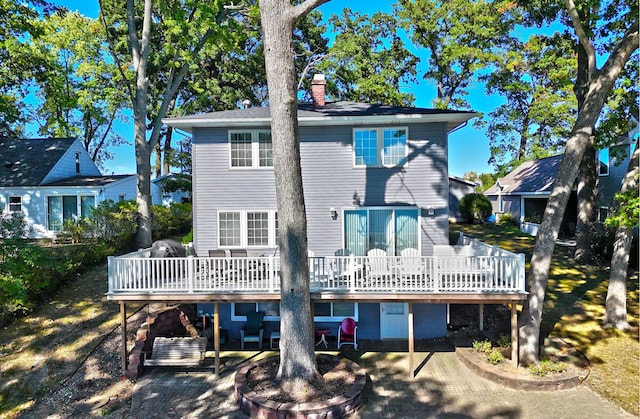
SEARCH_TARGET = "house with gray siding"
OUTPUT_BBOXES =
[163,79,480,342]
[106,79,529,377]
[0,138,161,238]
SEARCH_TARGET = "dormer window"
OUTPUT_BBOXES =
[75,152,81,174]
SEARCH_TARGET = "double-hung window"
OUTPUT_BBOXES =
[218,210,278,248]
[8,196,22,213]
[229,130,272,168]
[353,127,407,168]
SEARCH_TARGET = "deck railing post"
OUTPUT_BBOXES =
[517,253,526,291]
[108,256,114,293]
[188,256,194,293]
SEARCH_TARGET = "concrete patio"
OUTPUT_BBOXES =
[128,342,633,418]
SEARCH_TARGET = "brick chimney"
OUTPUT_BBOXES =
[311,74,326,106]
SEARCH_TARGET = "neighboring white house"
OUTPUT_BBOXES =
[0,138,162,238]
[152,173,192,206]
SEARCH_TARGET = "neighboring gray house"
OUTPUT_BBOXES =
[0,138,161,238]
[448,175,478,222]
[484,155,577,236]
[163,78,478,342]
[485,125,637,236]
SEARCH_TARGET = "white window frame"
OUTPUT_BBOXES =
[598,147,609,176]
[597,206,609,223]
[217,210,278,248]
[353,127,408,168]
[8,196,22,213]
[231,302,358,322]
[229,130,273,169]
[46,194,97,232]
[343,206,421,256]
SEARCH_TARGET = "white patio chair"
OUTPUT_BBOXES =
[399,247,425,288]
[366,248,393,287]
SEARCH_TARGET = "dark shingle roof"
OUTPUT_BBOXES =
[0,138,76,186]
[164,101,477,132]
[485,155,563,195]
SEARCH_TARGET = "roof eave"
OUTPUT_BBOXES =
[163,112,478,133]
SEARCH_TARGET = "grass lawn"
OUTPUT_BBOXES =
[451,222,639,416]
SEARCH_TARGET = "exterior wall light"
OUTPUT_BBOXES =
[330,208,338,219]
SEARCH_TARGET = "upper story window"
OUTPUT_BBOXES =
[598,147,609,176]
[8,196,22,213]
[353,127,407,168]
[75,152,81,174]
[229,130,272,168]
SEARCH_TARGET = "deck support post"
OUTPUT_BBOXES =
[479,303,484,331]
[120,303,127,373]
[214,302,220,375]
[408,302,414,378]
[510,303,518,369]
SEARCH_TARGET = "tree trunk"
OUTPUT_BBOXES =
[154,140,162,178]
[163,127,173,175]
[604,139,638,329]
[258,0,328,394]
[574,41,596,263]
[574,140,596,262]
[519,19,638,364]
[130,0,154,249]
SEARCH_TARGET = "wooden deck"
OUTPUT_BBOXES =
[107,243,527,304]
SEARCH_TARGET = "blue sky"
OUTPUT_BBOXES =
[53,0,521,177]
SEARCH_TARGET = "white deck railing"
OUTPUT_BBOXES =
[108,238,526,296]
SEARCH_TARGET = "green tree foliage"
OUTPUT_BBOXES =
[0,0,54,136]
[0,199,140,327]
[315,8,418,106]
[99,0,237,247]
[518,0,638,364]
[28,11,128,168]
[395,0,520,109]
[462,171,497,192]
[483,33,578,175]
[459,193,493,223]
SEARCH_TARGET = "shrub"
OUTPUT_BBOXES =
[182,229,193,244]
[486,349,504,365]
[497,335,511,348]
[90,199,138,246]
[459,193,493,223]
[529,359,566,376]
[0,213,29,239]
[472,339,492,353]
[152,202,192,240]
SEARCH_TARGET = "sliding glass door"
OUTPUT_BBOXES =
[344,207,419,256]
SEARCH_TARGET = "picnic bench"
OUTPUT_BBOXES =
[143,336,208,367]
